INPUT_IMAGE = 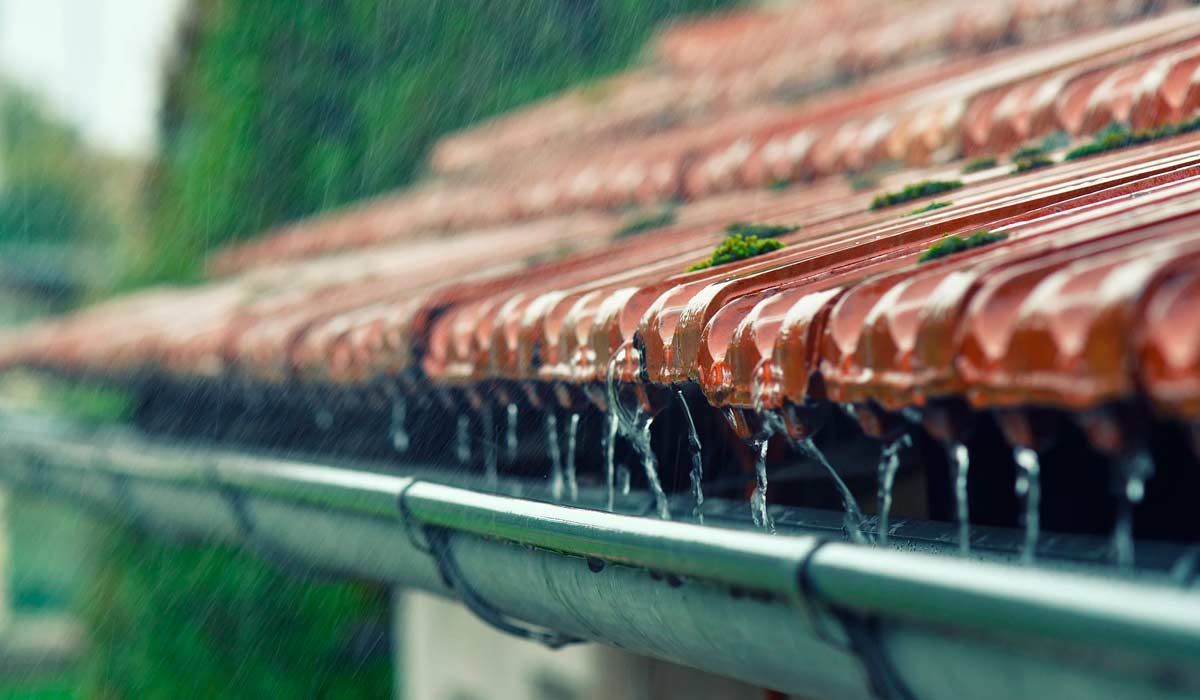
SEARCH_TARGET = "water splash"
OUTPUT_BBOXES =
[749,435,774,533]
[675,391,705,522]
[605,411,618,511]
[876,433,912,545]
[505,403,519,463]
[565,412,581,502]
[481,406,498,487]
[617,464,631,495]
[546,412,564,500]
[950,441,970,555]
[794,436,868,544]
[1113,449,1154,570]
[1014,447,1041,564]
[455,414,471,465]
[390,395,409,453]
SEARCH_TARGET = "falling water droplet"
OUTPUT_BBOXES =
[605,411,618,511]
[481,406,498,487]
[1113,449,1154,570]
[617,464,631,496]
[639,416,671,520]
[675,391,704,523]
[793,436,867,544]
[456,415,471,465]
[565,413,581,502]
[506,403,518,463]
[1013,447,1041,564]
[951,441,970,555]
[390,396,409,452]
[546,412,564,500]
[314,407,333,431]
[750,435,774,533]
[876,434,911,545]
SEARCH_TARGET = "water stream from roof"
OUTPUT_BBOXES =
[506,402,519,464]
[565,412,581,502]
[793,436,868,544]
[605,411,618,511]
[1014,447,1041,564]
[876,433,912,545]
[951,441,971,555]
[546,411,564,500]
[605,343,670,519]
[1113,449,1154,570]
[749,433,774,533]
[455,414,471,465]
[482,405,498,487]
[639,414,671,519]
[675,391,705,523]
[617,464,631,496]
[390,395,409,453]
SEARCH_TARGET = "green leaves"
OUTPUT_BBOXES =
[918,229,1009,263]
[869,180,963,210]
[687,222,793,271]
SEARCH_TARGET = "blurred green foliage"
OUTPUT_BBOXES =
[78,521,391,699]
[0,92,113,252]
[141,0,740,284]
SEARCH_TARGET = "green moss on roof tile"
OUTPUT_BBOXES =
[870,180,962,210]
[1065,117,1200,161]
[1012,154,1054,174]
[918,229,1008,263]
[687,222,793,272]
[614,207,676,238]
[1010,131,1069,162]
[907,201,951,216]
[962,157,997,174]
[1011,144,1047,160]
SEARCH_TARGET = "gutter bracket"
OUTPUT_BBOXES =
[399,481,583,650]
[799,540,917,700]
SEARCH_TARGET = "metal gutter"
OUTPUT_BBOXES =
[2,417,1200,699]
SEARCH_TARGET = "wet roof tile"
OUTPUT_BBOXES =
[8,5,1200,433]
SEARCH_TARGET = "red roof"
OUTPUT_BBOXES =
[7,0,1200,454]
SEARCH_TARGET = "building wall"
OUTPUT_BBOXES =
[398,590,767,700]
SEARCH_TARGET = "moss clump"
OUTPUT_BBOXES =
[614,207,676,238]
[1012,154,1054,174]
[918,229,1009,263]
[962,157,997,174]
[687,222,793,271]
[1065,117,1200,161]
[870,180,963,210]
[1011,144,1047,160]
[907,201,951,216]
[1010,131,1069,163]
